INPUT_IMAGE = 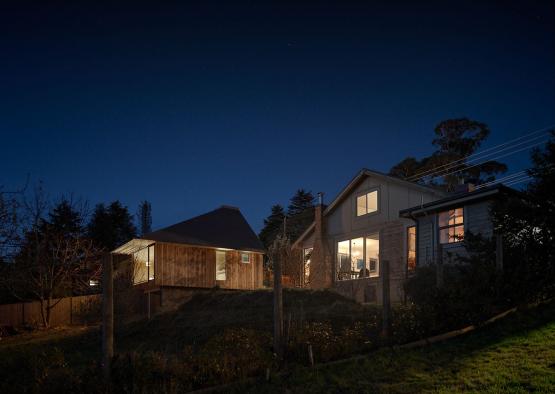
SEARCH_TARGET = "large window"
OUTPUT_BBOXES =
[356,190,378,216]
[133,244,155,284]
[439,208,464,244]
[216,251,226,280]
[407,226,416,272]
[337,233,380,280]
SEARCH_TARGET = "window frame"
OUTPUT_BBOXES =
[336,232,380,281]
[355,188,379,217]
[438,207,465,244]
[406,225,416,273]
[241,252,250,264]
[216,251,227,280]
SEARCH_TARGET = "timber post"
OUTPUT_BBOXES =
[381,259,391,341]
[102,252,114,381]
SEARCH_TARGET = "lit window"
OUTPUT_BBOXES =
[303,247,312,287]
[133,244,155,284]
[407,226,416,272]
[89,279,99,287]
[216,251,226,280]
[439,208,464,244]
[337,233,379,280]
[241,253,250,263]
[356,190,378,216]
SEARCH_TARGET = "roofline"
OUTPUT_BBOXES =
[291,221,315,249]
[112,238,265,254]
[323,168,448,216]
[400,184,517,217]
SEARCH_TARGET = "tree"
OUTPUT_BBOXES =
[287,189,315,242]
[0,188,19,261]
[492,131,555,301]
[390,118,507,190]
[137,200,152,236]
[259,205,285,250]
[88,201,137,251]
[6,193,101,328]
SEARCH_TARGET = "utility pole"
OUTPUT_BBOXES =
[102,253,114,381]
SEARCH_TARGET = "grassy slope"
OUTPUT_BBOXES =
[1,290,554,393]
[240,300,555,394]
[0,289,373,365]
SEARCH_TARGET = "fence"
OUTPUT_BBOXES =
[0,294,101,328]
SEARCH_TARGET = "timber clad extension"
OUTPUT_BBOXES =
[112,206,265,312]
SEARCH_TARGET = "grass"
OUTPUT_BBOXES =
[1,290,554,393]
[237,299,555,393]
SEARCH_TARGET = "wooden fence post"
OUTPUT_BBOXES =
[102,253,114,381]
[381,259,391,340]
[273,252,283,359]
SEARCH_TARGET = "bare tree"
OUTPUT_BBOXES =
[3,186,101,328]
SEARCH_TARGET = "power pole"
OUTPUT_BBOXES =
[102,253,114,381]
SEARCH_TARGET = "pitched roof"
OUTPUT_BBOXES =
[399,184,519,217]
[291,168,448,248]
[139,206,264,252]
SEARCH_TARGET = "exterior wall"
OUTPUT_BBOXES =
[155,242,263,290]
[307,173,445,304]
[415,200,494,265]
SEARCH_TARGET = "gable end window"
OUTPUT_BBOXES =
[439,208,464,244]
[356,190,378,216]
[241,252,250,263]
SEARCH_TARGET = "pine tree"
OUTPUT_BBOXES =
[88,201,137,251]
[259,205,285,250]
[287,189,315,242]
[137,200,152,236]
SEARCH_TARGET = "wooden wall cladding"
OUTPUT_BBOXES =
[155,242,263,290]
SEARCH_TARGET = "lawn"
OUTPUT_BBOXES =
[239,299,555,393]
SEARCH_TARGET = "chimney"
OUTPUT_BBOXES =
[454,183,475,194]
[315,192,324,236]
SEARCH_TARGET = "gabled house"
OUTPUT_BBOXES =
[112,206,265,309]
[400,184,516,266]
[292,169,447,304]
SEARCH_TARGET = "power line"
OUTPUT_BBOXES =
[427,139,550,181]
[406,124,554,182]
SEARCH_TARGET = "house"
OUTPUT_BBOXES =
[112,205,265,310]
[400,184,515,266]
[292,168,447,304]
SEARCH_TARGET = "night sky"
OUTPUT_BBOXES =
[1,1,554,232]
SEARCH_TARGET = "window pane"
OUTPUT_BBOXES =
[148,245,155,281]
[303,248,312,286]
[438,211,449,227]
[365,233,379,277]
[351,238,364,279]
[454,208,464,224]
[241,253,250,263]
[407,226,416,271]
[337,240,350,280]
[452,225,464,242]
[440,228,449,244]
[367,191,378,213]
[216,251,226,280]
[133,247,149,284]
[356,195,366,216]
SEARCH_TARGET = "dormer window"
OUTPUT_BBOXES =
[356,190,378,216]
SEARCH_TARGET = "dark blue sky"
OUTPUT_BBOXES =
[1,1,554,232]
